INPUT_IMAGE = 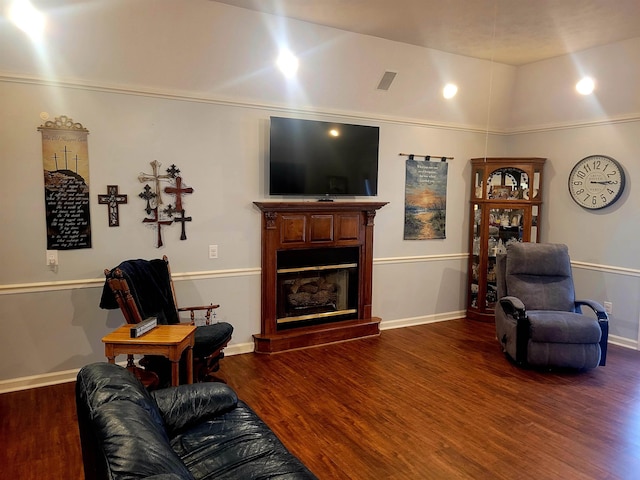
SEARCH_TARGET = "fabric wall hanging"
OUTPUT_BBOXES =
[38,115,92,250]
[402,154,450,240]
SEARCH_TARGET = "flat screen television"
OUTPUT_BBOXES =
[269,116,379,197]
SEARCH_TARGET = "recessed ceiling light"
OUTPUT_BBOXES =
[576,76,595,95]
[8,0,45,40]
[276,49,299,78]
[443,83,458,99]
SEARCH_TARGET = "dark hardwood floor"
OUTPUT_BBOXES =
[2,319,640,479]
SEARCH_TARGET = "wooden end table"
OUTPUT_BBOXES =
[102,324,197,386]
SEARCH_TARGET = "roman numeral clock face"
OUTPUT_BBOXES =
[568,155,626,210]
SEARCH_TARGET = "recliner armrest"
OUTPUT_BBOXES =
[499,296,526,320]
[152,382,238,436]
[575,299,609,320]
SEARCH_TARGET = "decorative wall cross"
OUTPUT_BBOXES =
[142,208,173,248]
[98,185,128,227]
[164,176,193,211]
[174,210,192,240]
[138,160,171,205]
[137,161,195,247]
[138,184,156,215]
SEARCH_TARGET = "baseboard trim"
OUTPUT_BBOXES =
[0,343,255,394]
[380,311,467,330]
[608,334,638,350]
[0,321,635,393]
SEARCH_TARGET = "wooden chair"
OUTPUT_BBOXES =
[101,255,233,385]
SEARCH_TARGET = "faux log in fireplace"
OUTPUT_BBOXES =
[253,201,387,353]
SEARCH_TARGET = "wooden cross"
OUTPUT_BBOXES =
[138,160,171,205]
[142,208,173,248]
[174,209,192,240]
[164,176,193,212]
[98,185,128,227]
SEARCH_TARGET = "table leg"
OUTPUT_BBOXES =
[185,346,193,384]
[170,360,180,387]
[105,344,115,364]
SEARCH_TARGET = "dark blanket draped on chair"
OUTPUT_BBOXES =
[100,258,179,325]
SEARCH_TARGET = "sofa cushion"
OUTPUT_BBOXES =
[528,311,602,344]
[171,401,317,480]
[152,382,238,436]
[93,401,194,480]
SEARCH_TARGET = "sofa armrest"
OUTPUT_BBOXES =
[91,401,195,480]
[499,296,526,320]
[575,299,609,320]
[152,383,238,436]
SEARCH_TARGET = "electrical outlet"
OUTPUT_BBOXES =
[208,245,218,259]
[603,301,613,315]
[46,250,58,266]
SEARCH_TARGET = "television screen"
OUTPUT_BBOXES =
[269,116,379,197]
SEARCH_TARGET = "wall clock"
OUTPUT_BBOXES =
[568,155,625,210]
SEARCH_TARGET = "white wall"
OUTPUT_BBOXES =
[0,0,638,386]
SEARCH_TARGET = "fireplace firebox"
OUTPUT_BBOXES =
[253,201,387,353]
[277,247,359,328]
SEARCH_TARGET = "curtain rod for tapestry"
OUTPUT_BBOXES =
[398,153,453,162]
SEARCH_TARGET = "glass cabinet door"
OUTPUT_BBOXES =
[486,207,524,308]
[469,204,482,308]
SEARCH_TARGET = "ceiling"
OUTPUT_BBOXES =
[211,0,640,66]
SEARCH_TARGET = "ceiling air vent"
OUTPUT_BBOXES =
[376,71,397,91]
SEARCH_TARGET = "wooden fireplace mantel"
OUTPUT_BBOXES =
[253,201,388,353]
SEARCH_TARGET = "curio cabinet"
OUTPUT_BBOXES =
[467,157,546,321]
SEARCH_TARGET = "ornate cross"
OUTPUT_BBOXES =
[97,185,128,227]
[174,209,192,240]
[138,184,156,215]
[164,176,193,212]
[162,204,178,218]
[142,208,173,248]
[138,160,171,205]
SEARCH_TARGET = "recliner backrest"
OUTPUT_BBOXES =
[504,243,576,312]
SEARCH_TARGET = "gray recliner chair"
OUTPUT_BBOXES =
[495,242,608,370]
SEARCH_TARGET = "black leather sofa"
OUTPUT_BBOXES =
[76,362,317,480]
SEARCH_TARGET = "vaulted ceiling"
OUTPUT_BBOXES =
[212,0,640,65]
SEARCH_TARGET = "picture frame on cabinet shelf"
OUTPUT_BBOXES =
[489,186,511,199]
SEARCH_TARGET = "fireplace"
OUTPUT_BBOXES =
[253,201,387,353]
[277,247,359,329]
